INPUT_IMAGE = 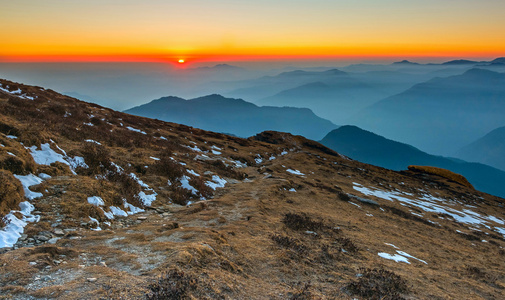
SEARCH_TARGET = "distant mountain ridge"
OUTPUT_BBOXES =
[455,126,505,171]
[255,71,387,123]
[124,94,338,140]
[349,68,505,155]
[320,125,505,198]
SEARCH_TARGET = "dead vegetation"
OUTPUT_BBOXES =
[1,79,505,299]
[344,267,409,300]
[0,170,25,225]
[146,269,198,300]
[408,165,474,189]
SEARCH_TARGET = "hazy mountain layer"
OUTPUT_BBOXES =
[456,126,505,171]
[124,94,337,140]
[349,68,505,155]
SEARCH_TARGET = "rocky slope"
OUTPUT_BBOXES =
[1,79,505,299]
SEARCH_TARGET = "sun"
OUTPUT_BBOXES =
[178,59,185,64]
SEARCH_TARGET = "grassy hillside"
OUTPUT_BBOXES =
[1,79,505,299]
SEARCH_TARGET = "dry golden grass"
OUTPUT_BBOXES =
[408,165,475,189]
[0,170,24,224]
[1,78,505,299]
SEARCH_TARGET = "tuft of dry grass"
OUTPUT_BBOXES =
[146,268,198,300]
[408,165,474,189]
[0,169,25,224]
[344,267,409,300]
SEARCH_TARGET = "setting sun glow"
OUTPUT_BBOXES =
[1,1,505,62]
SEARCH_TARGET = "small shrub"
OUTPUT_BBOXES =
[0,121,20,136]
[170,186,194,206]
[189,176,213,199]
[464,266,487,279]
[107,172,143,208]
[271,234,307,254]
[146,269,197,300]
[337,191,350,202]
[78,143,111,175]
[283,213,326,232]
[0,155,35,175]
[150,155,185,182]
[208,160,246,180]
[289,282,313,300]
[0,170,25,222]
[345,267,409,300]
[336,237,359,253]
[383,205,434,227]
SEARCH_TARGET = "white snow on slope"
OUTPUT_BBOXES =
[0,201,39,248]
[379,249,427,265]
[126,126,146,135]
[0,84,35,100]
[14,174,43,200]
[378,252,411,264]
[28,142,87,173]
[180,175,198,195]
[185,145,202,152]
[85,139,101,145]
[108,206,128,217]
[187,169,200,177]
[29,143,68,165]
[287,169,305,176]
[205,175,227,190]
[352,183,505,236]
[87,196,105,206]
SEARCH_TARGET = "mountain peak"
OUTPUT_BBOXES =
[462,68,502,79]
[392,60,419,65]
[491,57,505,64]
[442,59,479,65]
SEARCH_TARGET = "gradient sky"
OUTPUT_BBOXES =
[1,0,505,63]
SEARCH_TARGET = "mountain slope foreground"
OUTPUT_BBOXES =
[0,79,505,299]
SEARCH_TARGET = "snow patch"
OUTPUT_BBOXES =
[0,201,39,248]
[378,252,410,264]
[185,145,202,152]
[85,139,101,145]
[205,175,227,190]
[87,196,105,206]
[29,143,68,166]
[180,176,198,195]
[126,126,146,135]
[187,169,200,177]
[13,174,43,200]
[286,169,305,176]
[109,206,128,217]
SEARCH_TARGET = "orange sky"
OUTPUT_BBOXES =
[1,0,504,63]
